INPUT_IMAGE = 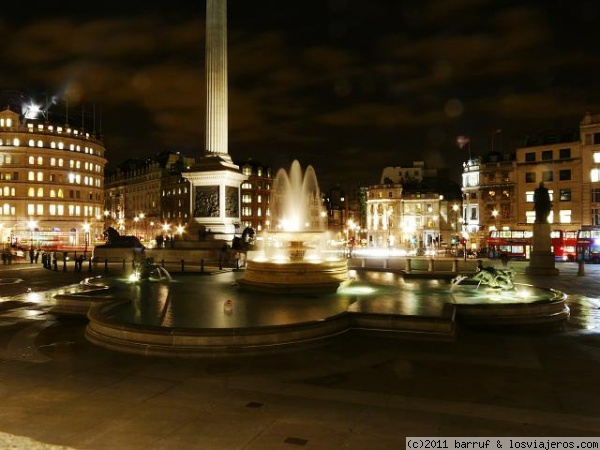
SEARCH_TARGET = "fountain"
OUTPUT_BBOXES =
[237,160,350,293]
[129,257,173,283]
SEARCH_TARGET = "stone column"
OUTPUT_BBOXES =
[205,0,230,161]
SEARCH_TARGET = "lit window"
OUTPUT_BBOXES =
[594,152,600,164]
[37,188,43,197]
[12,138,19,146]
[591,169,600,182]
[37,140,43,147]
[526,211,535,224]
[559,210,571,224]
[50,158,56,166]
[28,139,35,147]
[28,187,34,197]
[37,172,43,182]
[559,189,571,201]
[37,156,43,165]
[28,156,35,164]
[28,171,35,181]
[525,191,534,202]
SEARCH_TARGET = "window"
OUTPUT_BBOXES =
[594,133,600,145]
[559,169,571,181]
[525,152,536,162]
[470,206,477,220]
[542,150,553,161]
[559,148,571,159]
[542,171,553,182]
[593,208,600,226]
[559,189,571,201]
[525,172,536,183]
[592,169,600,182]
[526,211,535,224]
[559,210,571,224]
[592,189,600,203]
[525,191,534,203]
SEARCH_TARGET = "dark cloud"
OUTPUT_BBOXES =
[2,0,599,189]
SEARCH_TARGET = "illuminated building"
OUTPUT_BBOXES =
[238,159,272,232]
[104,151,196,241]
[0,103,106,252]
[365,162,461,250]
[461,112,600,251]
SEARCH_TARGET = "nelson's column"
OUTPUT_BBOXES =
[183,0,246,240]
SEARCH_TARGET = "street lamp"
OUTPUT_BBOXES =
[491,209,499,230]
[139,212,146,241]
[82,223,90,257]
[27,220,37,250]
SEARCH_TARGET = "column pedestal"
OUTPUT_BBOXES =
[526,223,559,275]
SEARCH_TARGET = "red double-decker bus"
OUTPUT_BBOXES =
[576,226,600,263]
[487,229,576,261]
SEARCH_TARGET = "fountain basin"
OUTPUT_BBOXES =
[237,259,350,293]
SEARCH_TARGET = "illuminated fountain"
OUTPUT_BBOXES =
[237,160,349,293]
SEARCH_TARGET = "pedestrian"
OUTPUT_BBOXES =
[29,247,34,263]
[53,252,58,271]
[34,249,40,264]
[500,252,509,268]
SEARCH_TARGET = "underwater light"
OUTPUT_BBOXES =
[340,285,376,295]
[128,271,141,282]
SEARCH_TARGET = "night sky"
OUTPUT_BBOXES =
[2,0,600,189]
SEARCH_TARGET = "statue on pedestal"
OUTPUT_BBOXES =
[534,182,551,224]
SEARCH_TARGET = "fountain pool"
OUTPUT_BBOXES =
[73,268,569,358]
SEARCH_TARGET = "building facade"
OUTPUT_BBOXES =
[0,106,106,252]
[238,159,272,233]
[104,151,196,242]
[460,113,600,253]
[365,162,461,252]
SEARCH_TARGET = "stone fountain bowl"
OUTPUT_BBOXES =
[237,258,350,294]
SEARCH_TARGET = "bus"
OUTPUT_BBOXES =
[487,229,577,261]
[576,226,600,263]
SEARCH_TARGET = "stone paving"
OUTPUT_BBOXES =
[0,260,599,449]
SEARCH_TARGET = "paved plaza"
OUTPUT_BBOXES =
[0,260,599,449]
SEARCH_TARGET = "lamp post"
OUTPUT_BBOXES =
[27,220,37,250]
[161,223,169,247]
[139,212,146,241]
[82,223,90,258]
[491,209,499,230]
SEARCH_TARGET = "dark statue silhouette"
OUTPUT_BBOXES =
[101,226,144,248]
[533,182,551,224]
